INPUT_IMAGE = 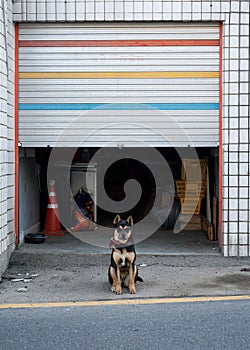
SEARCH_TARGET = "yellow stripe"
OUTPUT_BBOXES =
[19,71,219,79]
[1,295,250,309]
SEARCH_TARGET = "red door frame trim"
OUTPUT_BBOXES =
[13,23,223,249]
[218,22,223,250]
[14,23,19,246]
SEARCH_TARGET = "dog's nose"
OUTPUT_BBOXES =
[120,230,127,238]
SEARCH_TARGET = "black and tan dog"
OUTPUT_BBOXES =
[108,215,143,295]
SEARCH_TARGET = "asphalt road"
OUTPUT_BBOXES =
[1,297,250,350]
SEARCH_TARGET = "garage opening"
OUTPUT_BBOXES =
[18,22,220,252]
[18,146,219,252]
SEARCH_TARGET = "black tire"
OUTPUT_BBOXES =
[24,233,46,244]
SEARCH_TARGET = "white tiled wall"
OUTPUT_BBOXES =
[222,1,250,256]
[13,0,231,22]
[0,0,15,276]
[9,0,250,256]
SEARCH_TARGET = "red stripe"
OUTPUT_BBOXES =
[19,39,220,47]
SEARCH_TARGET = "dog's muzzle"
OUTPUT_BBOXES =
[117,228,130,240]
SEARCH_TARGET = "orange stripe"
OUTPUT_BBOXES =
[14,23,19,247]
[19,71,219,79]
[19,39,220,47]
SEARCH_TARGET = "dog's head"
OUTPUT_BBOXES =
[112,215,133,245]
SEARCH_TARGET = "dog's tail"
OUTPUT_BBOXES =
[136,276,144,283]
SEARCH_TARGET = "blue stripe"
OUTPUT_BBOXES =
[19,103,219,111]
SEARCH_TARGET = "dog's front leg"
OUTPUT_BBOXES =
[112,251,122,294]
[115,267,122,294]
[128,264,136,294]
[109,266,117,293]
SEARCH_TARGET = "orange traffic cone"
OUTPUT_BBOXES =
[44,179,65,236]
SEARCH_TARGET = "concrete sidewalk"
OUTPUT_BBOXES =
[1,232,250,304]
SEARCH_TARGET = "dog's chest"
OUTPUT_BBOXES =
[120,268,130,285]
[120,264,129,273]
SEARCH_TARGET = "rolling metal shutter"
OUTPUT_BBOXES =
[18,23,220,147]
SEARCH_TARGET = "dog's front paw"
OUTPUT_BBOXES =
[129,285,136,294]
[116,286,122,295]
[111,284,116,293]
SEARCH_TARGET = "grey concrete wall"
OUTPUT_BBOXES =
[19,149,40,244]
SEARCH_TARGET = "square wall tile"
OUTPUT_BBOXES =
[222,246,229,257]
[229,245,238,256]
[239,246,248,256]
[229,234,238,245]
[239,234,248,244]
[229,222,238,233]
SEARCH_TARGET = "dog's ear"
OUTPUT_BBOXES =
[113,215,121,225]
[126,216,133,226]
